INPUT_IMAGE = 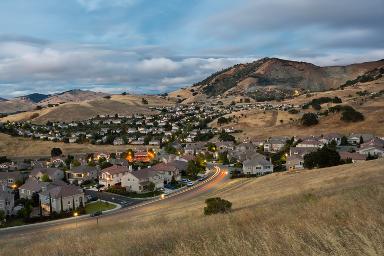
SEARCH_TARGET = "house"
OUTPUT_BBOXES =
[121,168,164,193]
[19,177,49,199]
[0,171,24,188]
[0,189,15,215]
[296,139,324,148]
[242,155,273,175]
[339,152,367,163]
[39,182,85,213]
[263,137,289,152]
[113,137,124,145]
[348,133,374,145]
[290,147,318,157]
[184,142,206,155]
[320,133,342,145]
[357,145,384,158]
[286,155,304,171]
[66,165,98,185]
[99,165,130,188]
[109,158,129,167]
[30,168,64,182]
[150,160,186,184]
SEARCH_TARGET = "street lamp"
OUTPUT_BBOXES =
[160,194,165,200]
[74,212,78,228]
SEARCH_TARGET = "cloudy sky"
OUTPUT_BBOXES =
[0,0,383,98]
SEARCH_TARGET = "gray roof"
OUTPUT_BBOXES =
[130,168,158,180]
[243,155,271,167]
[19,177,49,192]
[40,182,83,199]
[69,165,98,174]
[0,171,23,181]
[30,168,62,177]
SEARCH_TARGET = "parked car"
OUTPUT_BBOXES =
[187,181,194,187]
[198,176,206,181]
[86,195,98,202]
[90,211,103,217]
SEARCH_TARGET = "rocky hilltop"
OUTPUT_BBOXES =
[174,58,384,101]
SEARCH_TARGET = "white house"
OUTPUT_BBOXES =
[99,165,130,188]
[242,155,273,175]
[39,182,85,213]
[0,189,15,215]
[121,169,164,193]
[30,168,64,182]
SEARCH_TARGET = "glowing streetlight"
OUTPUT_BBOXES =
[74,212,79,228]
[160,194,165,200]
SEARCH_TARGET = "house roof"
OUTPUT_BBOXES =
[30,168,61,177]
[19,177,49,192]
[130,168,158,180]
[101,165,130,175]
[243,155,271,166]
[69,165,98,174]
[0,171,23,181]
[339,152,366,161]
[40,183,83,199]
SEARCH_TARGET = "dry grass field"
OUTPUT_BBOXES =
[216,80,384,140]
[0,133,151,157]
[0,94,176,124]
[1,159,383,256]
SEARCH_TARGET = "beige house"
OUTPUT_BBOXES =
[286,155,304,171]
[99,165,130,188]
[30,168,64,182]
[242,155,273,175]
[67,165,98,185]
[121,169,164,193]
[39,182,85,213]
[19,177,49,199]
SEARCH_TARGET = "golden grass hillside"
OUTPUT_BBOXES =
[0,133,150,157]
[1,159,383,256]
[0,94,176,124]
[215,80,384,139]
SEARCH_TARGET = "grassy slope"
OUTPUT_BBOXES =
[0,94,176,124]
[0,133,153,157]
[1,159,383,255]
[214,79,384,139]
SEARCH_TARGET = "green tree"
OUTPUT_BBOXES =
[301,113,319,126]
[41,174,52,182]
[304,146,341,169]
[51,148,63,157]
[204,197,232,215]
[147,182,156,192]
[0,210,5,226]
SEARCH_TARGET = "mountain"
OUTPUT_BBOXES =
[0,97,7,102]
[16,93,50,103]
[38,89,110,106]
[0,89,110,114]
[175,58,384,100]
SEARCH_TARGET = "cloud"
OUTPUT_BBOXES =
[77,0,136,11]
[0,40,258,97]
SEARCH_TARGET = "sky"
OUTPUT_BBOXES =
[0,0,383,98]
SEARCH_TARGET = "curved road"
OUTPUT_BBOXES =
[0,168,229,239]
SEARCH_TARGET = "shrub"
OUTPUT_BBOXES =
[288,109,299,114]
[304,146,341,169]
[142,98,148,104]
[341,108,364,122]
[204,197,232,215]
[301,113,319,126]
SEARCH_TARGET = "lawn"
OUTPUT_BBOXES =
[85,201,116,214]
